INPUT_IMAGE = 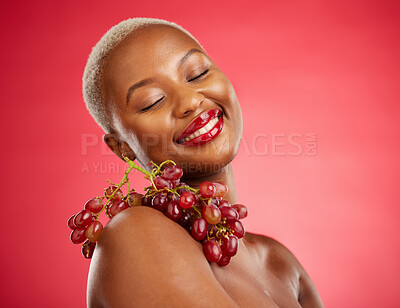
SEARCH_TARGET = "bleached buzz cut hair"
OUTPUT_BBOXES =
[82,17,204,133]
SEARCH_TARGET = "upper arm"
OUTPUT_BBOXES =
[87,207,239,308]
[258,236,324,308]
[278,240,325,308]
[298,270,324,308]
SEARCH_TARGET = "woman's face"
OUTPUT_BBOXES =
[103,24,243,177]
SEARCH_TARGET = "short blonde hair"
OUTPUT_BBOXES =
[82,17,203,133]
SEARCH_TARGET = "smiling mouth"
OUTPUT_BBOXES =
[181,116,220,143]
[176,109,224,147]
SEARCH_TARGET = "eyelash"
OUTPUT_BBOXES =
[141,69,209,112]
[141,96,164,112]
[187,69,209,82]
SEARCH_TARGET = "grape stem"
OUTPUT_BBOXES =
[192,204,202,216]
[158,159,176,169]
[95,158,151,219]
[124,157,151,176]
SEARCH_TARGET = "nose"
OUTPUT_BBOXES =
[173,87,205,118]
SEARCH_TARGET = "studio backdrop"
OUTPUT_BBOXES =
[0,1,399,307]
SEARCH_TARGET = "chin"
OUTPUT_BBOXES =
[135,121,242,176]
[177,160,232,179]
[172,136,240,178]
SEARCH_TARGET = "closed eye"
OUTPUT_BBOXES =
[187,69,209,82]
[141,96,164,112]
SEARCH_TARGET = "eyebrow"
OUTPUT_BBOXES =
[126,48,205,104]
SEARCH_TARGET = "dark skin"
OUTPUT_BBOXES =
[87,24,324,308]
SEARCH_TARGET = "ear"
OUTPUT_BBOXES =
[103,133,136,162]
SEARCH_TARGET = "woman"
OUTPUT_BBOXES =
[83,17,324,308]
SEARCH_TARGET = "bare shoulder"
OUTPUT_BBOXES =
[244,232,324,308]
[244,232,302,281]
[97,205,187,246]
[87,206,240,308]
[244,233,301,266]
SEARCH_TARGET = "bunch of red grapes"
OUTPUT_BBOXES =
[67,159,248,266]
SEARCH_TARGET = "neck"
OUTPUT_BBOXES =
[181,163,237,205]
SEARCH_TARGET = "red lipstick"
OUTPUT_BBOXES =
[177,109,223,147]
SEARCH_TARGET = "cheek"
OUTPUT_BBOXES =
[209,75,242,123]
[123,116,177,162]
[132,121,166,149]
[207,74,242,117]
[207,74,234,103]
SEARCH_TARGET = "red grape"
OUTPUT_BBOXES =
[228,220,245,238]
[70,227,87,244]
[167,192,179,201]
[219,206,239,222]
[213,182,228,198]
[82,241,96,259]
[199,181,216,198]
[206,224,218,238]
[202,204,222,224]
[176,183,188,194]
[197,199,208,210]
[141,195,153,206]
[85,221,103,242]
[74,210,93,228]
[67,214,77,230]
[165,201,183,221]
[218,200,231,208]
[201,238,210,245]
[170,179,180,188]
[105,185,123,200]
[68,158,247,265]
[178,211,192,228]
[152,193,168,211]
[232,204,248,219]
[217,254,231,266]
[153,176,173,190]
[221,235,238,256]
[163,165,183,181]
[203,239,222,263]
[179,191,196,209]
[191,217,208,241]
[84,198,103,214]
[106,200,129,218]
[209,198,220,207]
[127,192,143,207]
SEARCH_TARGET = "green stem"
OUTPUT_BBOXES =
[159,159,176,169]
[96,158,150,219]
[124,157,151,176]
[192,204,202,216]
[149,176,157,191]
[185,186,199,194]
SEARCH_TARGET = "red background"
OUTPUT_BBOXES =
[1,1,399,307]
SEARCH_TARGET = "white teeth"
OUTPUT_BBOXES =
[198,127,207,135]
[181,117,220,143]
